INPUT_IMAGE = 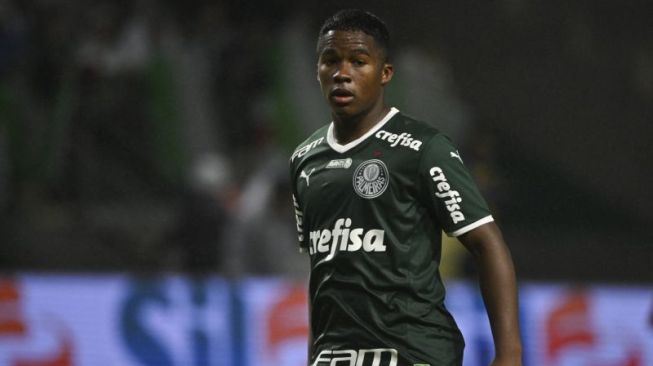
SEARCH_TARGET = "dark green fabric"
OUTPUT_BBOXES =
[290,110,491,365]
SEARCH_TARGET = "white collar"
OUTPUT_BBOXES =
[326,107,399,153]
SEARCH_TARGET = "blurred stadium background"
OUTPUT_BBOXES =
[0,0,651,365]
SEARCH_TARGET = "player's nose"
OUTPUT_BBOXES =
[333,63,352,83]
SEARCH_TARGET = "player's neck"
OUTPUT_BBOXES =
[332,104,391,145]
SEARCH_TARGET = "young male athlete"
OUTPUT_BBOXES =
[289,9,522,366]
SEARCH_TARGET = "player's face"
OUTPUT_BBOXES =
[317,30,393,121]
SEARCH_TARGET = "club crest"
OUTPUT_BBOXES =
[353,159,389,199]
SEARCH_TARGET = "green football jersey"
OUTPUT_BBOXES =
[289,108,493,366]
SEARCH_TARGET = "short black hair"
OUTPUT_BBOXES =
[317,9,391,61]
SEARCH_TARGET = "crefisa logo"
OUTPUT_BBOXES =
[353,159,389,199]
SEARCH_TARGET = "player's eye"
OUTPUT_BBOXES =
[352,59,366,66]
[320,58,337,67]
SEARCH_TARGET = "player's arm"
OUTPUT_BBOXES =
[458,221,522,366]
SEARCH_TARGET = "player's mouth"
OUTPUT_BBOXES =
[329,88,354,105]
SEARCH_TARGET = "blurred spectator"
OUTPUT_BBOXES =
[222,146,309,278]
[166,153,233,273]
[66,1,159,201]
[76,3,150,76]
[388,46,472,143]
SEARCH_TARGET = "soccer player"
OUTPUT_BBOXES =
[289,9,522,366]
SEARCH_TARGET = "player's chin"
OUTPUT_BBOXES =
[329,102,359,117]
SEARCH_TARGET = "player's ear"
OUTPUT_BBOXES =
[381,63,394,85]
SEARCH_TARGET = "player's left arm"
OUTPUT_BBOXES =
[458,221,522,366]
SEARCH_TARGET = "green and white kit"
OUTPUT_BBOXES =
[290,108,493,366]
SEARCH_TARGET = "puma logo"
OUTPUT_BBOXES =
[300,168,315,186]
[450,150,463,164]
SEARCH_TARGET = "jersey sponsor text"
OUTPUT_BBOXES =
[375,130,423,151]
[292,194,304,242]
[308,218,386,261]
[312,348,398,366]
[326,158,353,169]
[291,137,324,162]
[429,167,466,224]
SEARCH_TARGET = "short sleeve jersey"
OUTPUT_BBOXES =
[289,108,493,366]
